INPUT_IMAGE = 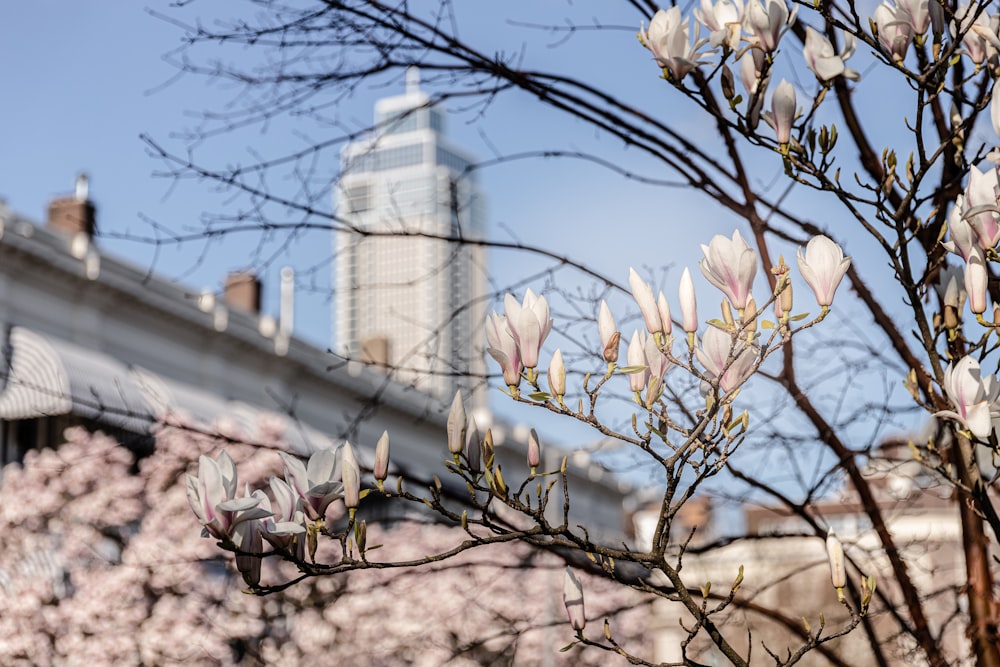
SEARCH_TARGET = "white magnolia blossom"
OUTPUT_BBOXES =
[644,6,711,80]
[693,0,745,50]
[695,325,758,393]
[764,79,797,145]
[964,165,1000,249]
[937,355,1000,439]
[943,195,979,261]
[744,0,795,52]
[874,1,914,62]
[952,4,1000,65]
[802,27,859,81]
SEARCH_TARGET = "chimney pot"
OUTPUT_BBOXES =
[223,271,261,313]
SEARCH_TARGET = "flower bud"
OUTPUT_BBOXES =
[826,528,846,598]
[527,428,541,470]
[657,292,673,336]
[965,248,988,315]
[447,391,467,457]
[548,349,566,400]
[629,268,663,334]
[680,267,698,335]
[563,568,586,631]
[482,428,495,469]
[373,431,390,484]
[342,441,361,510]
[465,417,482,474]
[598,301,620,363]
[742,295,757,334]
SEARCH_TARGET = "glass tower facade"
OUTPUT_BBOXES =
[334,72,487,410]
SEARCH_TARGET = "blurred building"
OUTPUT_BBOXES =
[631,438,977,666]
[0,178,626,539]
[333,69,488,412]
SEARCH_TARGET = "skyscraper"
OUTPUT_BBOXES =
[334,70,487,410]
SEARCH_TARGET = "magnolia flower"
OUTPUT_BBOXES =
[563,568,586,631]
[504,290,552,369]
[941,268,967,311]
[694,0,744,50]
[629,268,663,334]
[739,47,766,95]
[260,476,306,553]
[642,332,670,407]
[485,312,522,388]
[700,230,757,311]
[280,446,345,522]
[447,390,467,456]
[657,292,673,335]
[187,451,271,542]
[465,417,482,474]
[695,325,757,393]
[936,355,999,439]
[233,488,266,587]
[548,348,566,399]
[964,165,1000,249]
[802,27,859,81]
[626,330,651,393]
[797,235,851,307]
[766,79,797,145]
[897,0,931,34]
[341,441,361,510]
[598,301,621,363]
[952,4,1000,65]
[644,7,710,80]
[943,196,979,261]
[744,0,795,52]
[965,246,989,315]
[527,428,541,469]
[680,268,699,334]
[373,431,390,484]
[826,529,846,593]
[874,2,913,62]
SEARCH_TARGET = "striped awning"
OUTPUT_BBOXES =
[0,326,332,454]
[0,327,154,433]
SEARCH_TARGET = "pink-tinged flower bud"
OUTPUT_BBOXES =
[768,79,796,145]
[563,567,586,631]
[626,330,651,393]
[700,230,757,311]
[826,529,846,596]
[527,428,541,469]
[965,247,989,315]
[342,442,361,510]
[657,292,673,335]
[373,431,390,484]
[598,300,620,363]
[695,325,757,393]
[797,235,851,307]
[679,267,699,334]
[504,289,553,369]
[629,268,663,334]
[447,391,467,456]
[548,348,566,400]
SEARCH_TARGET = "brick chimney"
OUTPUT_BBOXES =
[47,173,96,237]
[223,271,261,313]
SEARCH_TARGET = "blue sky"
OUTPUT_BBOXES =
[0,3,917,484]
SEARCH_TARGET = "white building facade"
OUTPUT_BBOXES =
[334,71,488,411]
